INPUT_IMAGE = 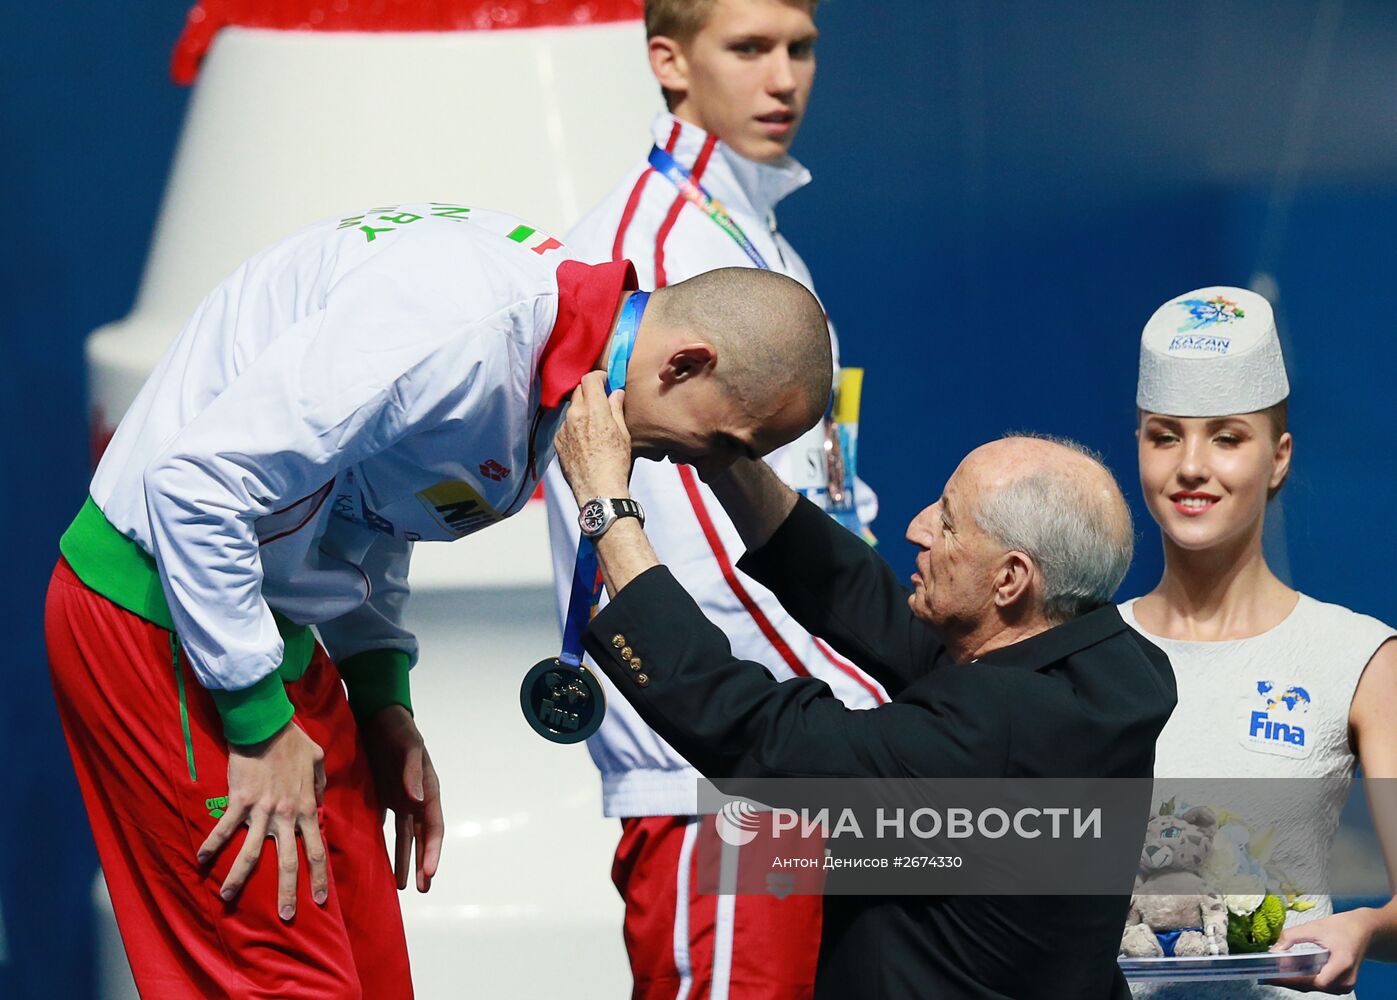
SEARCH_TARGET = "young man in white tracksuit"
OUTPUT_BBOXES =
[45,201,832,1000]
[542,3,884,996]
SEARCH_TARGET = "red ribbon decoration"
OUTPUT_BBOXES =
[172,0,645,84]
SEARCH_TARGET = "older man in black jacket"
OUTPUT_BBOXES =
[552,373,1176,999]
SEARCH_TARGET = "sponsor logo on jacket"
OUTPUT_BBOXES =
[478,459,511,482]
[415,479,501,537]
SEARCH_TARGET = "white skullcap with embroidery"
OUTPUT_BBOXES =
[1136,286,1290,417]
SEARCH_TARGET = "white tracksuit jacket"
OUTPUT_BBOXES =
[92,203,632,700]
[544,114,886,818]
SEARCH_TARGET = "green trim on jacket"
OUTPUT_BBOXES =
[60,497,310,745]
[337,649,413,722]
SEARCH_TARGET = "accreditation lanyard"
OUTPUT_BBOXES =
[648,146,869,537]
[557,291,650,668]
[648,146,771,271]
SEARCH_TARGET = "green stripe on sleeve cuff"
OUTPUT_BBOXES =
[209,672,296,746]
[337,650,413,722]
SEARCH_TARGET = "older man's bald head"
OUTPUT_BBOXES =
[963,435,1134,623]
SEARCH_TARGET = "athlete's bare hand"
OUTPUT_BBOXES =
[364,705,443,892]
[197,720,329,921]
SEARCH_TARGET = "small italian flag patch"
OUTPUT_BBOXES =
[506,225,564,255]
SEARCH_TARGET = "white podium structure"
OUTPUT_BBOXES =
[88,5,657,995]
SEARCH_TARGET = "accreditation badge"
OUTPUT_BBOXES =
[787,420,829,504]
[825,368,867,537]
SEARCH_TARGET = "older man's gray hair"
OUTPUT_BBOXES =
[973,435,1134,623]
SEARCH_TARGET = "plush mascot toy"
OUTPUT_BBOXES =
[1120,806,1230,958]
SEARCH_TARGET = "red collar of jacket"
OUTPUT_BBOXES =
[539,258,639,409]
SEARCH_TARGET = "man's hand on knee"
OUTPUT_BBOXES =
[197,720,329,921]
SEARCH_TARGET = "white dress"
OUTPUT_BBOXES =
[1119,594,1395,999]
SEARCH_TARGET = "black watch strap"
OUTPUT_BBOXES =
[609,498,644,526]
[579,497,646,538]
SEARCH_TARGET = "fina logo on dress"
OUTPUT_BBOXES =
[1239,680,1313,759]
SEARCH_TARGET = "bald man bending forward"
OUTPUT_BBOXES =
[551,398,1177,1000]
[44,194,832,999]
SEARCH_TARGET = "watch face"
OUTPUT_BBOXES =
[579,500,607,535]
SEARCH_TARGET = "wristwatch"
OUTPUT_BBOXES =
[578,497,645,539]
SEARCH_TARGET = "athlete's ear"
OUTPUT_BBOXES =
[657,343,717,385]
[649,35,691,96]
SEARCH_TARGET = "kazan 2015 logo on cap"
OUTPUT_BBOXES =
[1239,680,1313,760]
[1169,295,1246,354]
[715,799,764,847]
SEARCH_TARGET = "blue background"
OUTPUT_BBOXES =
[3,2,1393,996]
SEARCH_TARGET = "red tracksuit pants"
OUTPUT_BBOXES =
[614,816,821,1000]
[45,558,412,999]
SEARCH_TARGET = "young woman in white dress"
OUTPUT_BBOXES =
[1121,286,1397,996]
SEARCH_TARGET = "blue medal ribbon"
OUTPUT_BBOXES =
[606,291,648,394]
[648,146,771,271]
[557,292,649,668]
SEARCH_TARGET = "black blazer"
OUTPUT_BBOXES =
[584,498,1176,999]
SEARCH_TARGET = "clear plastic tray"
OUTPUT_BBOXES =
[1120,943,1329,982]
